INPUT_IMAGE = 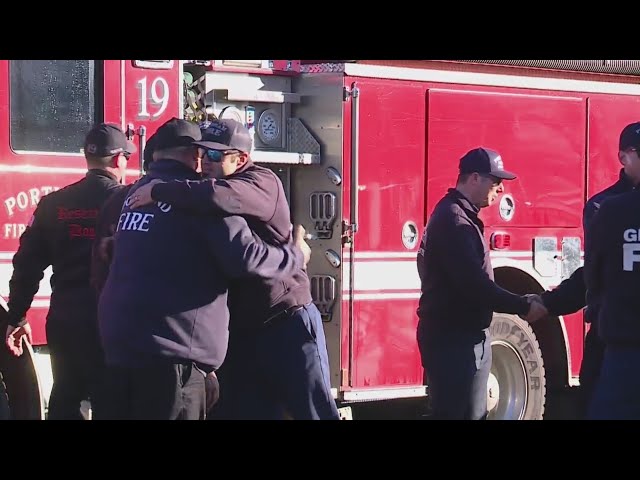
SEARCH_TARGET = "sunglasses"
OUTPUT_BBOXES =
[204,149,240,162]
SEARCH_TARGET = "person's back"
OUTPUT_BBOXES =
[98,159,235,369]
[223,163,312,331]
[5,123,133,420]
[16,172,122,327]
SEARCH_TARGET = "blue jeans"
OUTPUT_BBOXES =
[211,303,339,420]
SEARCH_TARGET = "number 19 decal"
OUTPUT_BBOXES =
[137,76,170,119]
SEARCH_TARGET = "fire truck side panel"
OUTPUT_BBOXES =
[342,76,425,390]
[290,72,346,392]
[586,94,640,202]
[425,89,586,228]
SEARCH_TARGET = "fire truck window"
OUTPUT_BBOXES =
[10,60,100,154]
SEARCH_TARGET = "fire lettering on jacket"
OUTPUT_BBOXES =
[117,212,154,232]
[623,228,640,271]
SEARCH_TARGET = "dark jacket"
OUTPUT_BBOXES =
[584,187,640,346]
[97,159,304,371]
[417,188,529,335]
[7,169,122,339]
[150,159,312,331]
[90,184,130,295]
[541,169,634,320]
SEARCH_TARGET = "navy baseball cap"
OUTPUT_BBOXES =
[84,123,136,157]
[193,119,253,153]
[152,117,202,151]
[459,147,517,180]
[619,121,640,151]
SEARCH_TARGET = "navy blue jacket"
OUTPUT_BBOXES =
[584,187,640,346]
[541,169,634,320]
[7,170,122,341]
[417,188,530,335]
[97,159,304,371]
[150,159,312,331]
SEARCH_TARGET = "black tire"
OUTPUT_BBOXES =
[488,313,546,420]
[0,372,10,420]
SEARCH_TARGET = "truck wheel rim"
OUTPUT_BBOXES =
[487,340,528,420]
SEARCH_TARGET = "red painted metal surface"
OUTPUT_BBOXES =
[344,76,425,389]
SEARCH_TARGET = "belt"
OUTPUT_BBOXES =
[263,304,305,326]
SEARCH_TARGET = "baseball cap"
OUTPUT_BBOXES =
[619,121,640,151]
[84,123,136,157]
[152,117,202,151]
[459,147,517,180]
[193,119,253,153]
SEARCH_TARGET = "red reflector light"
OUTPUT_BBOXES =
[491,232,511,250]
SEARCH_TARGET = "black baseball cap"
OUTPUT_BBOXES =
[459,147,517,180]
[619,121,640,151]
[193,119,253,153]
[84,123,136,157]
[152,117,202,151]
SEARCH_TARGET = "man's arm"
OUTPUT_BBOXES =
[7,202,52,327]
[148,171,278,223]
[436,216,530,316]
[90,186,129,294]
[539,267,586,316]
[207,215,306,280]
[584,203,609,304]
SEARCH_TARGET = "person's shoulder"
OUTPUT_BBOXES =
[598,188,640,214]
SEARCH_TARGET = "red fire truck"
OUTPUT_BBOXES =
[2,59,640,420]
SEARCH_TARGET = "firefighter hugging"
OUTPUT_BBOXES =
[3,59,640,421]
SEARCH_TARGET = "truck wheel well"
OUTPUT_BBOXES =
[493,267,569,390]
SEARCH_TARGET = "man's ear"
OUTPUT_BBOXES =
[108,155,120,168]
[619,150,627,167]
[237,152,249,167]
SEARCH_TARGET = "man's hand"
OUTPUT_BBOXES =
[205,371,220,413]
[128,179,165,209]
[293,225,312,268]
[6,322,33,357]
[520,294,548,323]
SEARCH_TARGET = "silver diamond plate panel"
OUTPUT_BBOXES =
[287,117,320,155]
[300,63,346,74]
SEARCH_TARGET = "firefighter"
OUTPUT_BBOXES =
[583,135,640,419]
[96,117,308,420]
[4,123,134,420]
[127,118,340,420]
[528,121,640,418]
[415,147,546,420]
[91,131,220,414]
